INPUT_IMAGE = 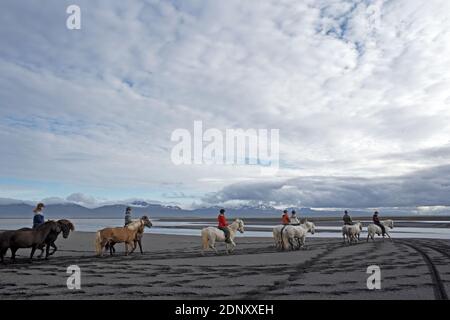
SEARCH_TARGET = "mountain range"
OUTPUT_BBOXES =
[0,199,448,219]
[0,200,346,218]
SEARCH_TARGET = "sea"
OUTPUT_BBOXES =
[1,218,450,239]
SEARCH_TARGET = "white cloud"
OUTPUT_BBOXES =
[1,0,450,208]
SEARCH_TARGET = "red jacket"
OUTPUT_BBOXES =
[282,213,290,225]
[373,215,380,224]
[218,214,228,228]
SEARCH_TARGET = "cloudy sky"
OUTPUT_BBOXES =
[1,0,450,210]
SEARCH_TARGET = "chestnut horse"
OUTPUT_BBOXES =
[95,216,152,256]
[105,219,148,255]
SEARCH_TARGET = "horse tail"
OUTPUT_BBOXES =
[95,231,103,256]
[281,226,289,250]
[201,229,209,250]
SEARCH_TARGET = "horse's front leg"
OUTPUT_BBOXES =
[385,232,392,241]
[130,241,137,254]
[288,238,295,250]
[49,243,57,256]
[228,240,236,253]
[37,244,45,258]
[45,244,51,259]
[209,240,219,254]
[138,239,143,254]
[10,248,18,263]
[296,237,303,250]
[29,245,37,262]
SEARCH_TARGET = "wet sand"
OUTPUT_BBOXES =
[0,231,449,300]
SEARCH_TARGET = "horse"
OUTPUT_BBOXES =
[367,219,394,241]
[342,222,362,244]
[281,221,316,251]
[272,225,286,250]
[105,218,151,255]
[17,219,75,259]
[273,218,305,250]
[201,219,245,255]
[95,216,152,256]
[7,221,62,263]
[0,231,15,264]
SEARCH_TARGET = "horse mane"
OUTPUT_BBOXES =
[126,219,143,231]
[57,219,75,231]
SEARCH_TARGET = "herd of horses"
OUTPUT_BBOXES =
[0,216,394,264]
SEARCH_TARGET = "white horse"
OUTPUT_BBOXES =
[367,220,394,241]
[342,222,362,244]
[272,218,306,249]
[282,221,316,251]
[272,225,286,250]
[201,219,245,254]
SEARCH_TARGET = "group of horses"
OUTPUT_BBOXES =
[342,219,394,244]
[0,219,75,263]
[272,219,394,251]
[200,218,394,254]
[0,216,153,263]
[0,215,395,263]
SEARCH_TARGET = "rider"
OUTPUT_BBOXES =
[373,211,386,236]
[290,210,300,225]
[124,206,132,226]
[343,210,353,225]
[32,202,45,229]
[281,210,290,225]
[218,209,231,244]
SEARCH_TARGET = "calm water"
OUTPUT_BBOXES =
[1,218,450,239]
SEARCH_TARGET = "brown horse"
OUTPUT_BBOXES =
[95,216,152,256]
[8,221,61,263]
[106,220,148,255]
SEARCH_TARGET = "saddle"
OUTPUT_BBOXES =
[216,227,232,243]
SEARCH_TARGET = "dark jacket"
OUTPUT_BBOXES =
[373,215,380,224]
[33,214,45,228]
[343,214,353,225]
[125,212,132,226]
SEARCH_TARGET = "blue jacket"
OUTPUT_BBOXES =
[33,214,45,228]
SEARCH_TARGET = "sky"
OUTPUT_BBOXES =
[1,0,450,211]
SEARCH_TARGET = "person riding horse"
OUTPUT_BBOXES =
[290,210,300,225]
[218,209,231,244]
[32,203,45,229]
[343,210,354,225]
[281,210,290,225]
[124,207,132,226]
[373,211,386,236]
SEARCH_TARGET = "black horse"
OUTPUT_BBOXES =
[5,221,61,263]
[17,219,75,260]
[0,231,15,264]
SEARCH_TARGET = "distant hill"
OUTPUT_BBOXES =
[0,201,326,218]
[0,199,448,219]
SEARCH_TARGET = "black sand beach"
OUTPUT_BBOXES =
[1,231,449,300]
